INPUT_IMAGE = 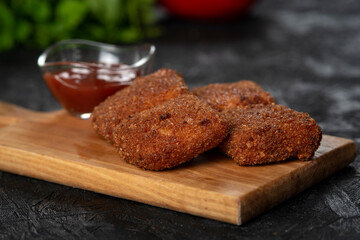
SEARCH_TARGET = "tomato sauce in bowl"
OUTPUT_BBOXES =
[38,40,155,119]
[43,62,139,118]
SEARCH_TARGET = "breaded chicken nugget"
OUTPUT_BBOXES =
[220,104,322,165]
[112,94,229,170]
[91,69,189,142]
[192,81,275,112]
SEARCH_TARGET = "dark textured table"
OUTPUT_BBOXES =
[1,1,359,239]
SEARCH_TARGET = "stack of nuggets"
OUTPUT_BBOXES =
[193,81,322,165]
[92,68,322,169]
[91,69,228,170]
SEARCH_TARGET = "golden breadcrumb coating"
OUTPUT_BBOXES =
[220,104,322,165]
[112,94,229,170]
[91,69,189,142]
[92,68,321,169]
[192,81,275,112]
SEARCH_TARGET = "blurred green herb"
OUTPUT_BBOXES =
[0,0,160,52]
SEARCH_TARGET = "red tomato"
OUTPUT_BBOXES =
[159,0,256,20]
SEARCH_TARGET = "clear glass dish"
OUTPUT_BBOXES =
[38,39,155,119]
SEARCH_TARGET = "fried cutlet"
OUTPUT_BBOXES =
[112,94,229,170]
[91,69,189,142]
[192,81,275,112]
[219,104,322,165]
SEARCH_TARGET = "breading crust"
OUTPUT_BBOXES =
[192,81,275,112]
[92,69,322,169]
[219,104,322,165]
[91,69,189,142]
[112,94,229,170]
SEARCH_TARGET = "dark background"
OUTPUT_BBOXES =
[1,0,360,239]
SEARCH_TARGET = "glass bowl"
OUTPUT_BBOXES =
[38,39,155,119]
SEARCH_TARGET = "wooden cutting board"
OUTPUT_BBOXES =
[0,101,356,225]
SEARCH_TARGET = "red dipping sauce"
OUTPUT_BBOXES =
[43,62,140,118]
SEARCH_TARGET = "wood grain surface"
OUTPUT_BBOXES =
[0,101,356,225]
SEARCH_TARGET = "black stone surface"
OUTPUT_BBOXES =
[0,0,359,239]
